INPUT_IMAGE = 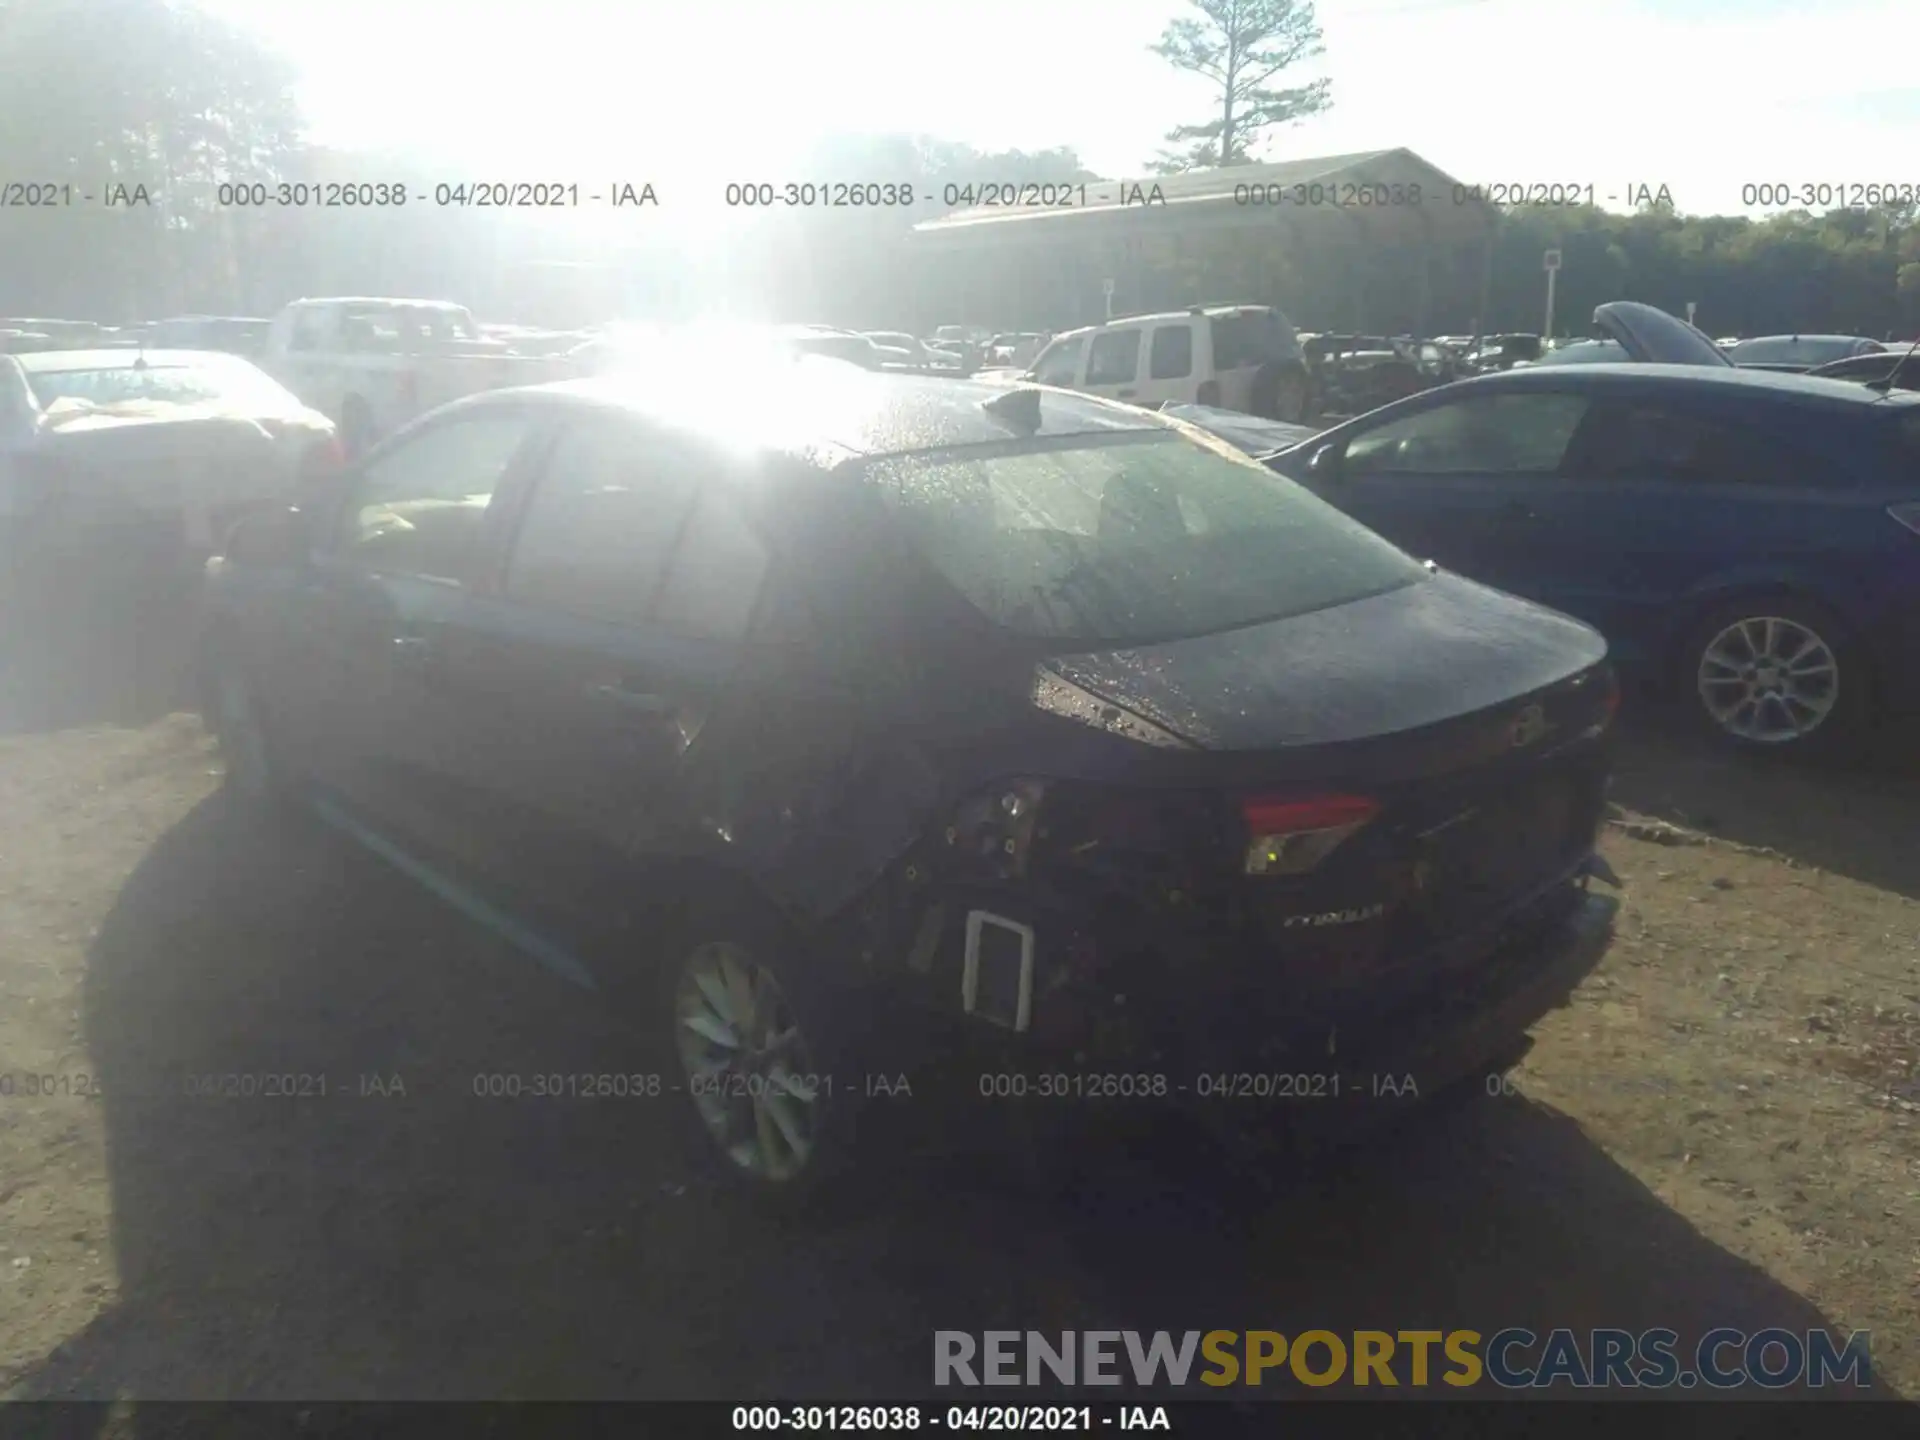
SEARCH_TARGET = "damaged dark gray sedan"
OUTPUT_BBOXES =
[198,358,1620,1205]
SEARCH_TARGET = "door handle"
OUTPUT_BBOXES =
[588,683,673,716]
[1116,388,1137,398]
[1499,500,1538,521]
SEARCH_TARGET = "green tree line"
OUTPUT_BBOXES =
[3,0,1917,338]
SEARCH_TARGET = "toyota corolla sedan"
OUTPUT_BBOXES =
[197,357,1619,1206]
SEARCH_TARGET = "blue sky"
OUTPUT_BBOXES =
[205,0,1920,219]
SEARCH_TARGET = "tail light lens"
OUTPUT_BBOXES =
[945,779,1048,877]
[1599,665,1621,726]
[1888,502,1920,537]
[1196,380,1222,406]
[1242,794,1379,876]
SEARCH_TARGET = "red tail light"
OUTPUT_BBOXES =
[1241,794,1379,875]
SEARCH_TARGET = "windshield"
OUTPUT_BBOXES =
[24,355,304,412]
[863,431,1425,645]
[1731,336,1873,367]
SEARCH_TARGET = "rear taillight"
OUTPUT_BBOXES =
[1196,380,1222,406]
[1889,502,1920,537]
[1241,794,1379,876]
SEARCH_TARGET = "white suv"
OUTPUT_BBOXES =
[1025,305,1313,422]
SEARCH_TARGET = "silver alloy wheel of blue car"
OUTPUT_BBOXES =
[216,670,274,798]
[1695,614,1840,744]
[672,940,822,1182]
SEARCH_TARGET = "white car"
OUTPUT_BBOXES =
[0,348,339,556]
[1025,305,1313,421]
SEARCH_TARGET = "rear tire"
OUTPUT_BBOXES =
[1250,362,1311,423]
[653,891,869,1216]
[1677,595,1868,757]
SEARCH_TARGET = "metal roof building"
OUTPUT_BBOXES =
[912,148,1502,336]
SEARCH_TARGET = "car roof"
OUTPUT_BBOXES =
[12,348,242,372]
[1466,361,1920,411]
[473,361,1174,466]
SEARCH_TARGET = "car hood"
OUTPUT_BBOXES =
[1593,300,1732,367]
[1039,569,1607,752]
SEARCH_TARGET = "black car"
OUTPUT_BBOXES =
[198,360,1619,1204]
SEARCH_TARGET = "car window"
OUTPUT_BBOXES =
[1343,393,1589,476]
[1149,325,1193,380]
[652,489,770,642]
[289,310,325,352]
[1032,335,1085,386]
[862,431,1424,645]
[1086,330,1142,387]
[504,419,700,623]
[1211,311,1297,370]
[340,411,534,581]
[1731,337,1863,368]
[23,359,296,411]
[1568,402,1808,487]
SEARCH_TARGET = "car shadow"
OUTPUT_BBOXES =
[0,566,200,736]
[1610,711,1920,901]
[6,792,1907,1424]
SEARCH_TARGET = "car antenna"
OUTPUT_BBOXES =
[981,385,1043,432]
[1870,335,1920,398]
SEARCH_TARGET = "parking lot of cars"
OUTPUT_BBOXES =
[2,292,1918,1403]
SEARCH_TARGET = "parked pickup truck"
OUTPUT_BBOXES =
[261,297,563,455]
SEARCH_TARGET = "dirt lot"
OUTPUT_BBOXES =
[1,583,1917,1410]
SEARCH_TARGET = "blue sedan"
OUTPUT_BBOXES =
[1266,360,1920,753]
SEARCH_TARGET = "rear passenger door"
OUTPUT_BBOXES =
[426,413,771,920]
[1538,394,1831,661]
[1080,328,1145,402]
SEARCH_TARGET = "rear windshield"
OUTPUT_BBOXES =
[24,355,301,412]
[1210,310,1300,370]
[1731,337,1871,367]
[862,430,1424,645]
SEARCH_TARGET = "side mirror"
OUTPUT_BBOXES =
[225,505,309,568]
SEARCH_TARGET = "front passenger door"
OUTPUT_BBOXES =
[1309,389,1591,594]
[1081,328,1144,403]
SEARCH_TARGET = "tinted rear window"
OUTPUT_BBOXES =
[1211,311,1300,369]
[862,431,1424,645]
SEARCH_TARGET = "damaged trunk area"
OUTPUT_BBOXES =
[828,661,1617,1102]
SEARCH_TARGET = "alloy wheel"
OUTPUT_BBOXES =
[672,941,822,1182]
[1695,614,1839,744]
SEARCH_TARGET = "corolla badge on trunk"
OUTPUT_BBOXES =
[1508,702,1551,749]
